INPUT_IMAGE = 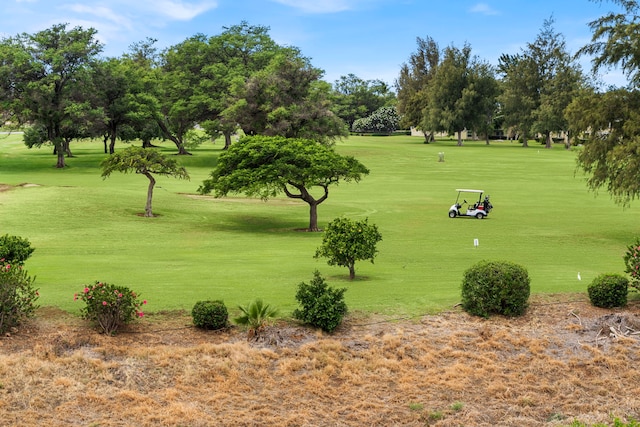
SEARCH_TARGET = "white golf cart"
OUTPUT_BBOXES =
[448,189,493,219]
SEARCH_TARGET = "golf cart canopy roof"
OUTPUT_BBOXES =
[456,189,484,193]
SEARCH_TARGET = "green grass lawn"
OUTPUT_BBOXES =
[0,133,637,316]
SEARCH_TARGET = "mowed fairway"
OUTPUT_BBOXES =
[0,133,637,316]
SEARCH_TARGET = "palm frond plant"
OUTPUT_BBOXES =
[233,299,278,340]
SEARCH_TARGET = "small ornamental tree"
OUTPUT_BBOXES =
[101,146,190,217]
[198,136,369,231]
[351,106,400,134]
[314,217,382,280]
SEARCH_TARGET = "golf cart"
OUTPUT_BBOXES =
[448,189,493,219]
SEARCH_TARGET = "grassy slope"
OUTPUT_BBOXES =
[0,133,636,316]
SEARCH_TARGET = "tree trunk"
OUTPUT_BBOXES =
[54,138,65,168]
[457,130,463,146]
[144,172,156,217]
[223,132,232,150]
[103,134,109,154]
[109,133,117,154]
[522,131,529,148]
[545,131,552,149]
[348,263,355,280]
[308,201,319,232]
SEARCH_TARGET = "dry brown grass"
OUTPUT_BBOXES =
[1,294,640,426]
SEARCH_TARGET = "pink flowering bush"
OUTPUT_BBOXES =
[623,239,640,291]
[0,259,39,334]
[75,281,146,335]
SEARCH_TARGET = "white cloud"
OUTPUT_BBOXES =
[270,0,364,14]
[65,4,133,29]
[151,0,218,20]
[469,3,500,16]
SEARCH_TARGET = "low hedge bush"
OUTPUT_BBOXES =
[587,273,628,308]
[461,260,530,318]
[192,300,229,330]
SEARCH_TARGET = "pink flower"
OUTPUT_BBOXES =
[142,300,147,305]
[137,312,144,318]
[83,287,90,293]
[102,301,107,306]
[118,293,123,298]
[73,294,78,301]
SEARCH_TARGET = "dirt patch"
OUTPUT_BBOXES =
[1,295,639,426]
[0,182,40,192]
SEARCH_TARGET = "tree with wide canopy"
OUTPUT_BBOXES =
[198,136,369,231]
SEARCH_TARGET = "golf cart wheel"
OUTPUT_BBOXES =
[475,212,485,219]
[448,210,457,218]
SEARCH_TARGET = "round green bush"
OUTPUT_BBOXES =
[192,300,229,330]
[588,274,628,308]
[461,260,531,318]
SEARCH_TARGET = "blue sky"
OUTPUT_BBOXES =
[1,0,629,87]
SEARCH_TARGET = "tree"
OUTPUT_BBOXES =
[579,0,640,86]
[226,51,348,144]
[499,17,583,148]
[395,36,440,143]
[565,87,640,206]
[330,74,396,128]
[0,24,103,167]
[423,43,481,146]
[101,146,190,217]
[198,136,369,231]
[351,106,400,134]
[314,217,382,280]
[568,1,640,206]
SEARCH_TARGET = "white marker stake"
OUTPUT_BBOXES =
[474,238,479,247]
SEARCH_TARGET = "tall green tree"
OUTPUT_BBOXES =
[567,1,640,205]
[101,146,190,217]
[395,36,440,142]
[499,17,582,148]
[0,24,103,167]
[330,74,396,128]
[424,43,486,146]
[579,0,640,86]
[198,136,369,231]
[226,51,347,144]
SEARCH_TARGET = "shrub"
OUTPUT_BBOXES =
[0,234,35,266]
[234,299,278,340]
[314,216,382,280]
[588,274,628,308]
[461,260,530,318]
[192,300,228,330]
[293,270,347,333]
[75,281,146,335]
[623,238,640,291]
[0,261,39,334]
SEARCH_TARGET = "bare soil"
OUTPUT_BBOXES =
[2,294,640,426]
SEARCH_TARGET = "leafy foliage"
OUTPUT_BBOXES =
[293,270,347,332]
[75,281,146,335]
[314,217,382,280]
[567,88,640,206]
[101,146,189,217]
[330,74,396,128]
[0,261,38,334]
[234,299,278,340]
[578,0,640,87]
[461,260,530,318]
[198,135,369,231]
[624,238,640,291]
[351,106,400,134]
[587,273,628,308]
[0,234,34,266]
[191,300,229,330]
